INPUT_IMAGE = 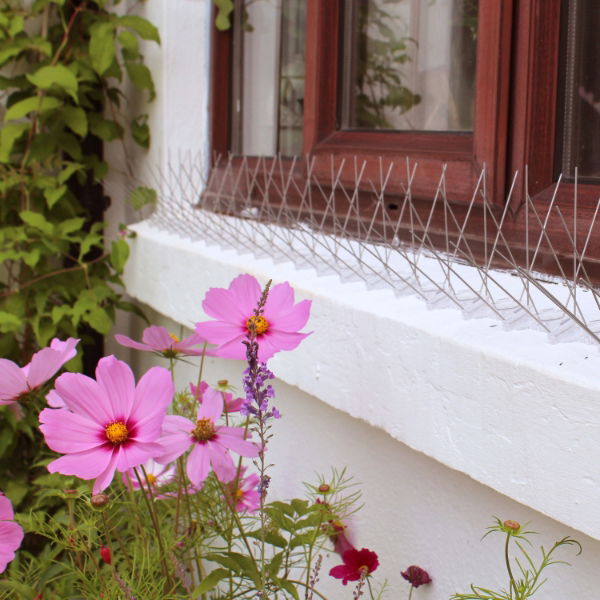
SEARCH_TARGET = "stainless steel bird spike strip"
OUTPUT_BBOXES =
[146,153,600,347]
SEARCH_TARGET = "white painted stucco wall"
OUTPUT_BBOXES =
[105,1,600,598]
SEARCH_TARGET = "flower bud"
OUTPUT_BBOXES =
[217,379,229,387]
[90,494,110,509]
[318,483,331,493]
[100,545,112,565]
[503,519,521,531]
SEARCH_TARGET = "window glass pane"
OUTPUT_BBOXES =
[341,0,478,132]
[558,0,600,180]
[232,0,305,156]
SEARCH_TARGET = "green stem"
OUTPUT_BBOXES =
[133,467,172,589]
[367,577,376,600]
[504,532,517,599]
[408,584,414,600]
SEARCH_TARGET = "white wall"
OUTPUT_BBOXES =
[105,2,600,598]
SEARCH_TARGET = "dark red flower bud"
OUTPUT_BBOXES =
[100,545,112,565]
[401,565,432,588]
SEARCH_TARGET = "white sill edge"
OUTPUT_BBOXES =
[124,220,600,541]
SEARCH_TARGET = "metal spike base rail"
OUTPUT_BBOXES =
[147,154,600,347]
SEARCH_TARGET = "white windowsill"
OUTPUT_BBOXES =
[124,219,600,541]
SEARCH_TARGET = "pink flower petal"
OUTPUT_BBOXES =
[217,432,259,457]
[197,387,223,422]
[257,331,311,361]
[141,325,173,349]
[54,372,112,424]
[0,495,14,521]
[263,281,295,318]
[47,446,114,480]
[115,441,163,472]
[207,442,236,482]
[186,444,211,487]
[195,320,245,346]
[39,408,104,454]
[46,390,65,408]
[154,415,193,463]
[95,356,136,420]
[27,342,74,389]
[93,451,120,494]
[203,274,261,322]
[269,299,312,332]
[114,334,152,352]
[129,366,173,439]
[0,521,23,573]
[0,359,26,402]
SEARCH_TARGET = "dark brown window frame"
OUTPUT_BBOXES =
[208,0,600,281]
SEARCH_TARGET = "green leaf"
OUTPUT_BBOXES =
[291,498,309,516]
[57,162,83,184]
[26,65,78,102]
[43,184,67,208]
[214,0,234,30]
[8,15,24,37]
[5,95,62,120]
[191,568,230,596]
[119,15,160,44]
[289,532,315,549]
[131,114,150,148]
[247,529,288,549]
[61,106,87,137]
[84,307,113,335]
[125,61,155,100]
[89,114,123,141]
[58,217,85,235]
[118,29,139,57]
[0,311,21,333]
[0,122,29,162]
[23,247,41,267]
[20,210,53,235]
[127,186,156,210]
[89,21,116,76]
[110,239,130,273]
[277,580,300,600]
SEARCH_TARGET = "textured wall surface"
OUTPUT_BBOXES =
[104,1,600,598]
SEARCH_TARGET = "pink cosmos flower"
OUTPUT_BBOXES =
[191,381,244,413]
[122,458,176,492]
[0,493,24,573]
[0,338,79,405]
[39,355,174,494]
[195,274,311,361]
[115,325,214,358]
[156,384,258,488]
[225,468,260,512]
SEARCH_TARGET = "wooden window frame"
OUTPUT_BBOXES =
[208,0,600,281]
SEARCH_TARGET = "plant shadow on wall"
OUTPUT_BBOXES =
[0,0,157,547]
[0,274,584,599]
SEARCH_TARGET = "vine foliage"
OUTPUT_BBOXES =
[0,0,157,513]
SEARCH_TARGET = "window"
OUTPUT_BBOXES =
[208,0,600,281]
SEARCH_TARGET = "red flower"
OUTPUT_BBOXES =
[401,565,432,588]
[329,548,379,585]
[100,545,112,565]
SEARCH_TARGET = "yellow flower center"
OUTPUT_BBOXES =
[169,333,180,343]
[146,473,157,485]
[246,315,269,335]
[191,418,216,442]
[235,488,244,501]
[105,421,129,445]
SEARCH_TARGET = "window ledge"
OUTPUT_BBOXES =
[125,220,600,541]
